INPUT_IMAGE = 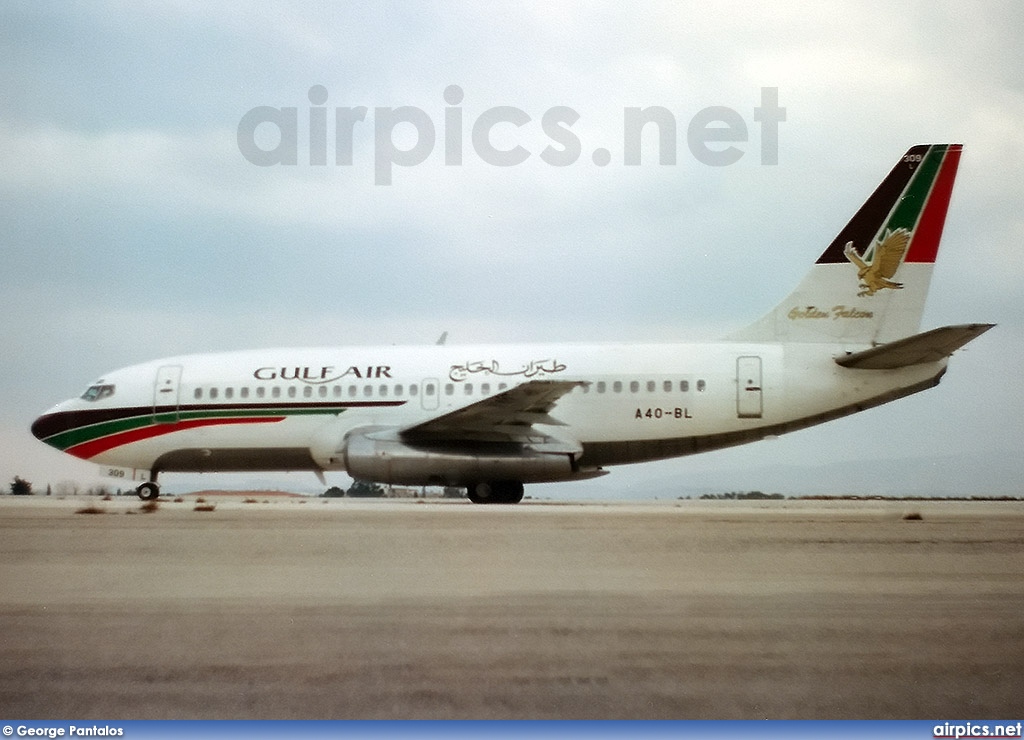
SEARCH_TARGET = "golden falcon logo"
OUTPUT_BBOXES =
[843,227,911,297]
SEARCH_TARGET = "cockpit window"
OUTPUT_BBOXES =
[81,384,115,402]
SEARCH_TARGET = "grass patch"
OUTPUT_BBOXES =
[194,503,216,512]
[140,500,160,513]
[902,511,924,521]
[75,505,106,515]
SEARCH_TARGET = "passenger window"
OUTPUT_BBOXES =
[445,384,454,396]
[464,384,473,396]
[680,380,689,392]
[481,383,491,395]
[697,379,706,392]
[288,386,297,398]
[647,381,656,393]
[630,381,639,393]
[409,384,419,396]
[194,388,203,400]
[333,385,342,397]
[241,387,250,399]
[348,385,357,398]
[395,384,404,396]
[597,381,606,393]
[271,387,281,399]
[318,386,327,398]
[379,385,388,397]
[424,383,435,396]
[663,380,672,393]
[363,385,373,398]
[256,387,266,399]
[210,388,219,400]
[498,383,508,391]
[613,381,622,393]
[225,388,234,400]
[303,386,312,398]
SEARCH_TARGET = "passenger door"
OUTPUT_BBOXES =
[736,356,763,419]
[153,365,183,423]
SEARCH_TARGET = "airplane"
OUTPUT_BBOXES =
[31,144,993,504]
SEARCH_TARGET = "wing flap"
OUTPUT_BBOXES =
[835,323,994,369]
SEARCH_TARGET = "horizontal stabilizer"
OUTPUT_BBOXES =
[835,323,994,369]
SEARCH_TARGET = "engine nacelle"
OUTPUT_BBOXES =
[342,429,579,486]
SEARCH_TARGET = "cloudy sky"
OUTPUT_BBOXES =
[3,1,1022,497]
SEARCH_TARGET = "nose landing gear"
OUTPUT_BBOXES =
[136,479,160,501]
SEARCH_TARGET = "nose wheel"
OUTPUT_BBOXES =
[136,481,160,500]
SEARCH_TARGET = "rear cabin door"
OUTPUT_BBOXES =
[153,365,183,423]
[736,356,763,419]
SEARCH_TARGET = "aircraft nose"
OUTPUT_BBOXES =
[31,402,75,446]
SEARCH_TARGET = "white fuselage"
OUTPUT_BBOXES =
[33,340,946,482]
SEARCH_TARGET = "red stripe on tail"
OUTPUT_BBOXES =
[907,144,962,264]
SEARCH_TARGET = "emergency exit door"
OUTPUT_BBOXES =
[736,356,763,419]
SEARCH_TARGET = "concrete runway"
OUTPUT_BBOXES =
[1,496,1022,718]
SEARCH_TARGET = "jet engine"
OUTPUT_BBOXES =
[341,427,580,487]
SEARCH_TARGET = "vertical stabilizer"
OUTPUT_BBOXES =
[730,144,963,345]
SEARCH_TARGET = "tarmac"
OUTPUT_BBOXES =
[1,495,1022,718]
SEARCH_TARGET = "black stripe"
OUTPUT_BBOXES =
[815,145,930,265]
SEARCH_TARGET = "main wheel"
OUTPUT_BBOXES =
[136,481,160,501]
[466,481,523,504]
[466,482,493,504]
[493,480,524,504]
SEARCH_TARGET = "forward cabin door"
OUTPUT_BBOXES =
[153,365,183,423]
[736,356,763,419]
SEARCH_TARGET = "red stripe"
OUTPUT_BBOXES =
[66,416,285,460]
[906,144,962,263]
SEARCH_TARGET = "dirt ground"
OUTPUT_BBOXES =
[0,496,1021,719]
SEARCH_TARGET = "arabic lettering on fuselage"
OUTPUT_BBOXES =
[449,359,567,382]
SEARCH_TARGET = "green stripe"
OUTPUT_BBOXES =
[886,146,946,227]
[47,406,348,451]
[865,145,946,261]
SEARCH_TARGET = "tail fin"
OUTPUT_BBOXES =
[731,144,963,345]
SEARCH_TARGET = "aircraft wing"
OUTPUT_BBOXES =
[399,379,586,453]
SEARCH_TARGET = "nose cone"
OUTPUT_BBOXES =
[31,401,76,447]
[30,414,47,442]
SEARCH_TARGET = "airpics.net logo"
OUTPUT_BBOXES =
[237,85,785,185]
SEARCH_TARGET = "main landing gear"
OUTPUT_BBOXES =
[466,480,525,505]
[136,479,160,501]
